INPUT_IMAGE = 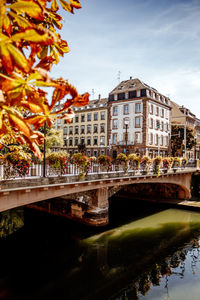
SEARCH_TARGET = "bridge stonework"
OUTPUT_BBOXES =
[0,170,197,226]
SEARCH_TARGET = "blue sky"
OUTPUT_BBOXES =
[52,0,200,117]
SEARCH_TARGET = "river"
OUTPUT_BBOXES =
[1,199,200,300]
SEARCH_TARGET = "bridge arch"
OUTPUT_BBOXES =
[109,182,190,203]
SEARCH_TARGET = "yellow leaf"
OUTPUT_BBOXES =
[8,1,44,21]
[69,0,81,9]
[8,11,32,29]
[8,112,32,138]
[12,29,54,44]
[7,44,30,72]
[51,0,59,11]
[0,110,3,130]
[3,14,12,35]
[59,0,74,13]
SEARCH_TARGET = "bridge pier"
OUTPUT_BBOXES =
[92,187,109,209]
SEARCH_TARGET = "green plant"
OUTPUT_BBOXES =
[4,146,32,177]
[173,157,181,167]
[153,156,162,177]
[128,153,140,171]
[140,156,151,171]
[97,155,112,172]
[47,151,69,175]
[162,157,172,170]
[72,153,90,179]
[181,157,188,167]
[116,153,128,172]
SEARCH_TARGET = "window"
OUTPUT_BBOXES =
[80,138,85,145]
[135,103,141,113]
[165,136,168,146]
[75,116,79,123]
[63,127,67,135]
[75,126,79,134]
[125,92,129,99]
[69,138,73,146]
[137,90,141,97]
[75,138,78,146]
[100,123,105,133]
[114,94,117,100]
[135,117,141,128]
[149,104,153,114]
[81,125,85,134]
[81,114,85,122]
[100,111,105,120]
[161,108,164,118]
[93,150,98,157]
[87,125,91,133]
[155,134,158,145]
[160,135,163,146]
[69,126,73,134]
[113,119,118,129]
[87,150,91,156]
[113,133,117,144]
[113,106,118,116]
[100,136,105,145]
[149,118,153,129]
[94,113,98,121]
[93,136,98,145]
[135,132,141,143]
[146,90,150,97]
[124,104,129,114]
[93,124,98,133]
[87,137,91,145]
[87,113,91,121]
[150,133,153,144]
[156,106,159,116]
[161,121,164,131]
[64,138,67,146]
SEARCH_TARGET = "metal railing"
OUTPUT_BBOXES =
[0,161,198,181]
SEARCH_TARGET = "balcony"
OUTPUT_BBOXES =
[116,141,135,146]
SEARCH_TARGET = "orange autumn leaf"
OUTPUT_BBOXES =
[71,92,90,107]
[7,0,44,21]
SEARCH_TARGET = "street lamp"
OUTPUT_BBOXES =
[124,119,129,154]
[43,121,47,177]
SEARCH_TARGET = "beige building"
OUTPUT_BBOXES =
[171,101,200,159]
[60,97,108,156]
[108,77,171,158]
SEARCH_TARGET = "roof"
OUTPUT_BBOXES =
[109,78,158,94]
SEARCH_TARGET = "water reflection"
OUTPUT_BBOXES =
[80,209,200,300]
[1,208,200,300]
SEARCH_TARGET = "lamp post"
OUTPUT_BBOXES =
[43,121,47,177]
[124,119,129,154]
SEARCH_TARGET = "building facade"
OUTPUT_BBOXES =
[108,78,171,158]
[171,101,200,159]
[61,97,108,156]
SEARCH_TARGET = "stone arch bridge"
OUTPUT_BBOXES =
[0,168,198,226]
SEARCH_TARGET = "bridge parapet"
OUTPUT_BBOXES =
[0,168,198,226]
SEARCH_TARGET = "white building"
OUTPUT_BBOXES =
[108,77,171,157]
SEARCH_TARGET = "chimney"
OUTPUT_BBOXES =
[98,94,101,100]
[130,76,132,80]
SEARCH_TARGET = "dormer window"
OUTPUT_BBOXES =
[137,90,141,97]
[129,83,136,88]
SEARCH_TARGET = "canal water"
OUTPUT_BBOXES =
[1,199,200,300]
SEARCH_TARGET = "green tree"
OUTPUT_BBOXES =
[40,127,63,152]
[171,125,196,156]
